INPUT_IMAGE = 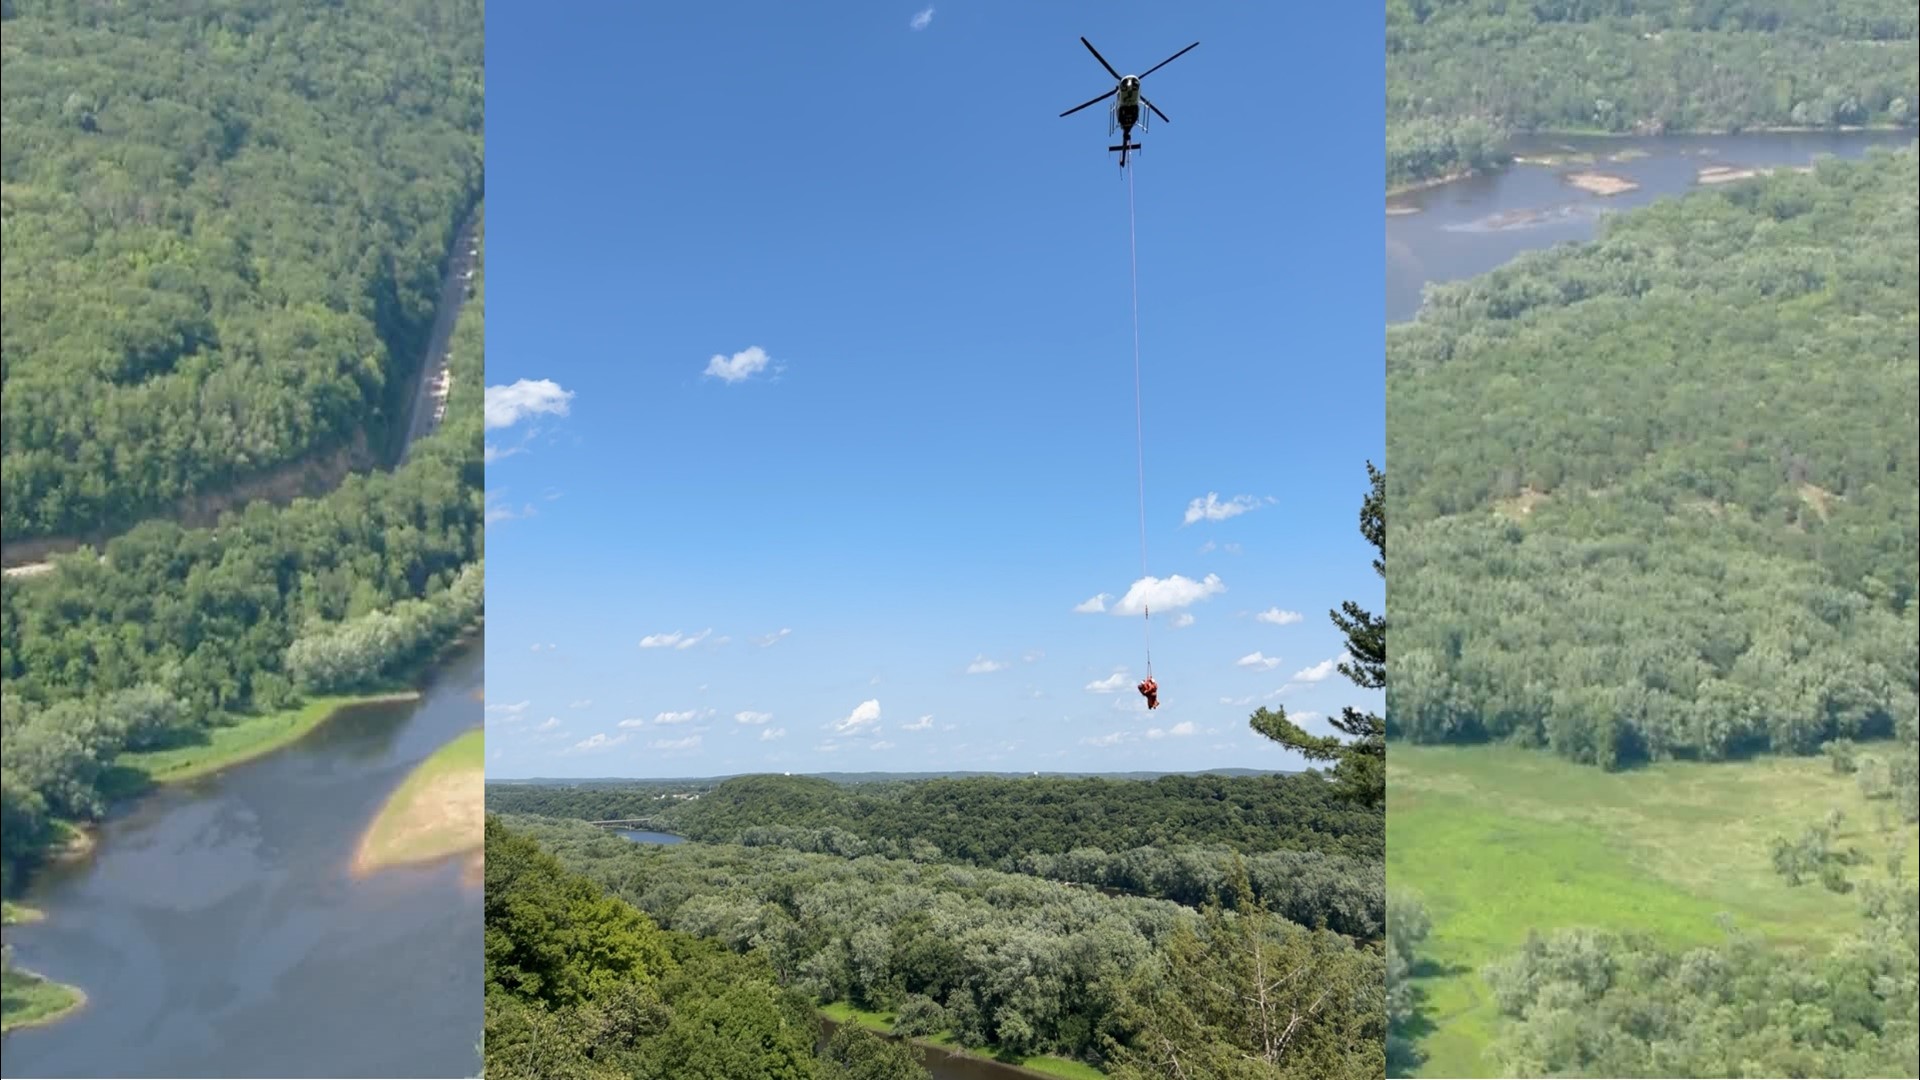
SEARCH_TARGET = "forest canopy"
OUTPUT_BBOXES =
[1385,0,1919,186]
[1385,147,1920,770]
[0,0,484,540]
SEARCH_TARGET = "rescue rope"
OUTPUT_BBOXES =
[1127,162,1152,679]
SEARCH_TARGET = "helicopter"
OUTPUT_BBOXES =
[1058,37,1199,168]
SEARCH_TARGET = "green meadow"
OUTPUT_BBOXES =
[1389,742,1920,1078]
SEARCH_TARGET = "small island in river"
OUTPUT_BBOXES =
[352,727,484,881]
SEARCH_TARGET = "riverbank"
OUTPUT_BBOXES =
[820,1001,1105,1079]
[1386,123,1916,197]
[2,902,84,1033]
[352,727,484,877]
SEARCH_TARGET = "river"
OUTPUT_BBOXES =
[1,644,484,1079]
[1387,129,1916,324]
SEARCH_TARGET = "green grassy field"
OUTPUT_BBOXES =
[819,1000,1107,1078]
[1,966,86,1033]
[100,691,421,799]
[1389,742,1920,1078]
[354,726,484,874]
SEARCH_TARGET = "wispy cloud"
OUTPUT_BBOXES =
[568,732,627,753]
[652,709,709,725]
[735,711,774,725]
[703,345,773,384]
[568,699,594,709]
[1074,593,1111,614]
[1172,613,1196,628]
[755,628,793,647]
[1084,672,1131,694]
[1237,652,1283,671]
[1183,493,1265,526]
[760,727,786,742]
[903,715,934,731]
[909,6,934,30]
[617,717,649,729]
[537,717,561,732]
[1113,573,1225,616]
[1147,722,1196,739]
[1082,731,1128,747]
[966,655,1007,675]
[833,699,883,735]
[485,379,574,429]
[639,629,715,650]
[1292,655,1349,682]
[486,700,530,717]
[870,740,897,751]
[649,735,702,752]
[1256,608,1304,625]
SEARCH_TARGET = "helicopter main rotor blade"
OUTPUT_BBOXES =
[1059,88,1116,117]
[1144,97,1170,124]
[1080,37,1123,81]
[1138,41,1199,80]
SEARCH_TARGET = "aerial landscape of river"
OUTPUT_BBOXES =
[1,643,484,1079]
[1388,130,1916,323]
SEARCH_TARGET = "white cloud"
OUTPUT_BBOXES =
[487,499,535,525]
[1023,650,1046,663]
[1293,655,1348,683]
[833,699,882,735]
[1183,492,1262,526]
[617,717,649,729]
[483,444,519,464]
[760,727,786,742]
[966,655,1007,675]
[1074,593,1111,614]
[653,709,705,725]
[1082,731,1128,747]
[1147,722,1197,739]
[735,711,774,725]
[1113,573,1225,616]
[909,6,934,30]
[1292,710,1322,723]
[1256,608,1304,625]
[703,345,772,384]
[1237,652,1283,671]
[569,699,594,709]
[649,736,702,752]
[537,717,561,731]
[639,629,714,650]
[903,715,934,731]
[1172,613,1196,628]
[755,628,793,647]
[870,741,897,751]
[569,732,627,753]
[1219,695,1256,707]
[485,379,574,430]
[1085,672,1131,694]
[486,700,530,717]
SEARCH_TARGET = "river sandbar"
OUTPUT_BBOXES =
[352,727,484,877]
[1564,170,1639,195]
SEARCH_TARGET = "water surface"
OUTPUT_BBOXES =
[1387,130,1915,323]
[2,644,485,1079]
[613,829,685,845]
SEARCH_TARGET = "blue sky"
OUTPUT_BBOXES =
[483,1,1384,778]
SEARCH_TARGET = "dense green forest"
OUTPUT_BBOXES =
[1385,0,1919,187]
[1386,147,1919,770]
[0,0,483,540]
[1,183,483,895]
[487,771,1385,939]
[489,814,1386,1079]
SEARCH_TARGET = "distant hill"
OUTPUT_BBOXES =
[486,767,1295,787]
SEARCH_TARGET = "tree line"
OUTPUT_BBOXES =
[0,205,486,893]
[0,0,483,539]
[1386,148,1919,769]
[492,814,1386,1079]
[1385,0,1919,186]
